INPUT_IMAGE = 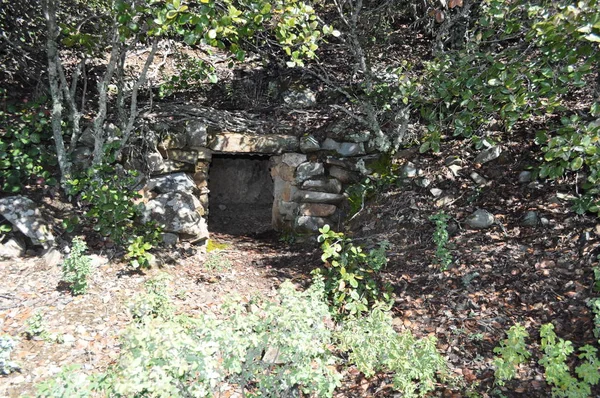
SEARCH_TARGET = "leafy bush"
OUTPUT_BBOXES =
[25,311,47,340]
[61,237,91,295]
[35,365,102,398]
[429,211,453,271]
[41,279,341,397]
[414,0,600,214]
[539,323,600,398]
[203,250,232,272]
[346,155,401,217]
[312,225,392,317]
[493,323,531,386]
[0,335,19,375]
[494,323,600,396]
[66,163,160,268]
[129,273,175,321]
[338,306,448,397]
[0,91,57,192]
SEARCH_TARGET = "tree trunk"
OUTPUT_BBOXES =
[42,0,71,187]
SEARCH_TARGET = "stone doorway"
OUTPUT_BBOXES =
[207,154,274,236]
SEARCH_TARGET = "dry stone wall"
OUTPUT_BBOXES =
[140,116,381,241]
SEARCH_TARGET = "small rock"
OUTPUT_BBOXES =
[295,215,328,232]
[445,156,462,166]
[474,146,502,165]
[0,237,26,259]
[465,209,495,229]
[448,164,462,176]
[416,177,432,188]
[218,204,227,211]
[470,172,487,186]
[43,248,63,268]
[161,233,179,246]
[518,171,532,183]
[295,162,325,183]
[0,196,55,248]
[522,211,540,227]
[299,135,320,153]
[402,162,419,178]
[281,153,307,168]
[435,196,455,207]
[322,138,365,157]
[430,188,443,197]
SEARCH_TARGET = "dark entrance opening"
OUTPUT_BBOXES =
[207,154,274,236]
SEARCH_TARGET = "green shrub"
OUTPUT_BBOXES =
[312,225,392,317]
[203,250,232,272]
[25,311,47,340]
[494,323,600,397]
[129,273,175,321]
[414,0,600,214]
[0,335,19,375]
[539,323,600,398]
[337,306,448,397]
[35,365,103,398]
[41,279,341,397]
[429,211,453,271]
[493,323,531,386]
[0,92,57,193]
[61,237,92,295]
[66,163,160,268]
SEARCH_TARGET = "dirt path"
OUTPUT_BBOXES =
[0,232,319,397]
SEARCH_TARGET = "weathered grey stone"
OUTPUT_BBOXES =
[277,201,298,221]
[0,196,55,248]
[448,164,462,176]
[435,196,455,207]
[292,190,345,204]
[402,162,418,178]
[328,166,359,184]
[147,152,166,174]
[161,233,179,246]
[143,192,208,242]
[273,177,299,202]
[295,216,328,232]
[465,209,495,229]
[299,203,337,217]
[43,248,62,268]
[474,146,502,165]
[272,163,296,182]
[346,131,371,143]
[162,159,194,173]
[196,147,213,161]
[208,132,299,154]
[166,149,199,165]
[299,135,320,153]
[159,132,187,150]
[518,171,532,183]
[147,173,199,195]
[186,121,208,148]
[0,237,26,259]
[283,88,317,109]
[416,177,432,188]
[322,138,365,157]
[301,178,342,194]
[445,156,462,166]
[430,188,443,197]
[470,172,487,186]
[282,153,307,168]
[522,211,540,227]
[295,162,325,184]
